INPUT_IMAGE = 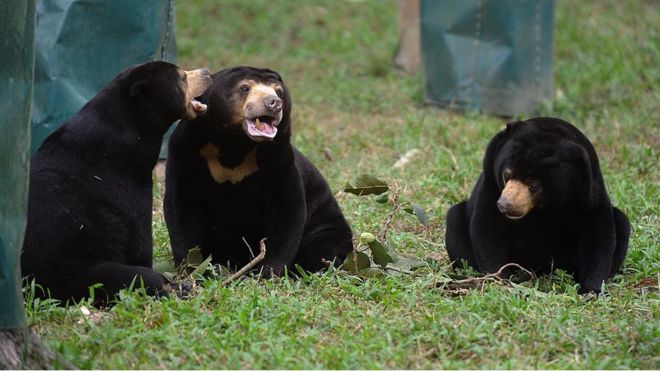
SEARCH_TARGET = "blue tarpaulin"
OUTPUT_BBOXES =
[31,0,177,156]
[421,0,555,116]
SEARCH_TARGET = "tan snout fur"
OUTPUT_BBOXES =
[182,68,212,118]
[185,69,212,99]
[499,180,535,218]
[228,80,283,124]
[243,82,281,114]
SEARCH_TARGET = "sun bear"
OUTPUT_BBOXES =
[445,117,630,293]
[21,61,212,305]
[164,66,353,277]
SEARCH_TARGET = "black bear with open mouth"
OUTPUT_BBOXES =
[445,117,630,293]
[164,66,353,277]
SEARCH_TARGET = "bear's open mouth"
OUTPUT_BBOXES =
[503,212,526,220]
[244,115,280,140]
[191,97,207,113]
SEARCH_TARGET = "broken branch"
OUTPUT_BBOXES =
[222,238,267,286]
[439,263,536,295]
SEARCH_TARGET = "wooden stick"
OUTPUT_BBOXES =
[222,238,267,286]
[379,188,401,242]
[440,263,536,292]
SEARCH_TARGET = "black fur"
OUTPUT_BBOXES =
[445,117,630,293]
[164,66,353,277]
[21,61,210,305]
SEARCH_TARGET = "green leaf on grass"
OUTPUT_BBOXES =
[359,232,376,244]
[357,267,385,278]
[391,257,427,271]
[189,255,213,279]
[153,260,176,281]
[342,251,371,273]
[403,203,429,226]
[368,240,395,268]
[186,247,205,266]
[412,204,429,226]
[184,247,213,278]
[153,260,175,274]
[374,192,389,204]
[344,174,389,196]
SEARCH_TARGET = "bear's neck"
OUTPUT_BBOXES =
[211,128,258,169]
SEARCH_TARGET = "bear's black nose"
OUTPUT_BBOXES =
[497,198,512,213]
[264,95,282,112]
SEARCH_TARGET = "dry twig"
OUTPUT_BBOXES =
[222,238,267,286]
[384,265,413,275]
[379,188,401,242]
[439,263,536,295]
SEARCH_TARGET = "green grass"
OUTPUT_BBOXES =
[26,0,659,368]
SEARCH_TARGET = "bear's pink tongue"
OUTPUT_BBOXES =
[255,118,275,134]
[247,117,277,139]
[191,99,207,113]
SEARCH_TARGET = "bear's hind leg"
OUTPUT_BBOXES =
[445,201,478,270]
[66,262,170,306]
[610,207,631,275]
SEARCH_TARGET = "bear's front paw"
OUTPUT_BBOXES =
[160,280,194,299]
[577,283,604,296]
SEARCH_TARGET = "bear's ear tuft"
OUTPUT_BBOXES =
[505,120,525,132]
[266,68,283,82]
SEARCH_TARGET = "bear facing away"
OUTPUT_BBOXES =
[445,117,630,293]
[164,66,353,276]
[21,61,212,305]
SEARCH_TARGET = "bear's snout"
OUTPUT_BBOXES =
[263,95,282,112]
[497,198,513,214]
[498,179,534,219]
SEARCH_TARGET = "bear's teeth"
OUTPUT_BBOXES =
[255,118,264,130]
[191,99,207,112]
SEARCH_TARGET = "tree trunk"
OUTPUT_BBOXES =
[0,328,75,369]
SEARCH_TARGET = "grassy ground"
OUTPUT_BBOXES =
[26,0,658,368]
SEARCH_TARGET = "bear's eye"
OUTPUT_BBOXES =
[529,181,541,193]
[275,88,283,97]
[239,85,250,93]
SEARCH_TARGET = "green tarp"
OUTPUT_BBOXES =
[31,0,177,157]
[0,0,36,329]
[421,0,555,116]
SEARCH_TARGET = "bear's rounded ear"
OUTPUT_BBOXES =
[265,68,283,82]
[505,120,525,132]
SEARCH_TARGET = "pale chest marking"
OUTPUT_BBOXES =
[199,142,258,184]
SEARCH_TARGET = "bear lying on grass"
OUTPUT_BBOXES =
[445,117,630,293]
[164,66,353,276]
[21,61,212,305]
